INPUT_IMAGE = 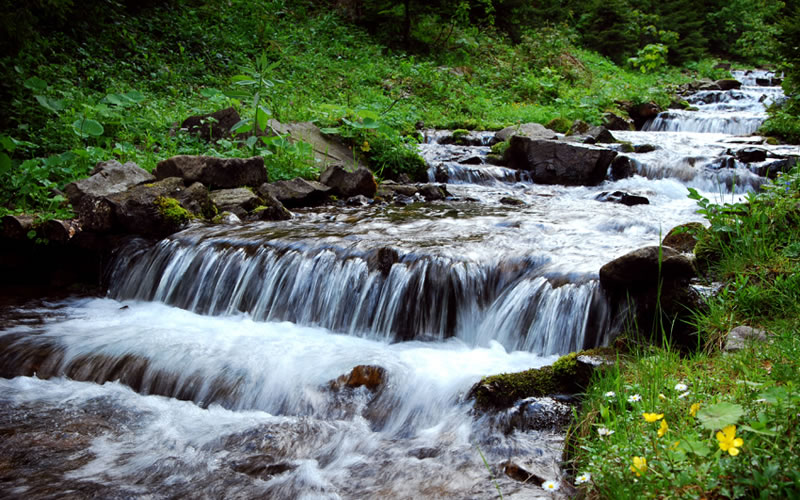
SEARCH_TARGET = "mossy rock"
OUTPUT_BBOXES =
[154,196,192,225]
[452,129,469,138]
[469,349,614,410]
[618,141,635,153]
[490,140,510,156]
[545,117,572,134]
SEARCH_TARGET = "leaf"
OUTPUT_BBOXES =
[231,119,253,134]
[678,438,712,457]
[34,95,63,114]
[696,402,744,430]
[0,152,11,173]
[200,87,222,98]
[24,76,48,91]
[1,135,16,152]
[740,424,778,437]
[256,105,271,132]
[123,90,145,103]
[72,118,105,138]
[319,127,341,135]
[223,90,250,99]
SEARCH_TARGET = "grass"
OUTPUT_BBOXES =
[567,166,800,498]
[1,0,724,220]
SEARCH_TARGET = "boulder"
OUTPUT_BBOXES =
[250,192,292,221]
[610,155,634,180]
[628,101,662,130]
[724,326,768,352]
[269,120,362,171]
[567,120,590,136]
[634,144,658,154]
[154,156,267,189]
[500,196,525,206]
[506,137,616,186]
[258,178,331,208]
[1,215,35,240]
[329,365,386,392]
[64,160,155,211]
[417,183,448,201]
[585,126,615,144]
[366,247,400,276]
[494,123,557,142]
[716,79,742,91]
[595,191,649,206]
[599,246,696,294]
[181,107,242,141]
[736,148,767,163]
[602,112,634,131]
[662,222,703,253]
[757,157,799,179]
[319,165,377,198]
[210,188,261,217]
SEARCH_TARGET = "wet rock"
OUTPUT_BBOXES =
[329,365,387,392]
[320,165,377,198]
[634,144,658,154]
[214,211,242,225]
[64,160,155,212]
[709,156,736,170]
[600,246,696,293]
[433,164,450,183]
[757,157,800,178]
[610,155,634,180]
[346,194,371,206]
[181,107,242,141]
[594,191,649,206]
[626,101,662,130]
[662,222,703,253]
[367,247,400,276]
[494,123,557,142]
[249,192,292,221]
[155,155,268,189]
[503,461,547,484]
[698,80,722,91]
[499,196,525,206]
[210,188,261,217]
[724,326,769,351]
[417,184,448,201]
[602,112,634,131]
[567,120,590,136]
[231,456,296,481]
[408,447,440,459]
[494,397,573,434]
[716,79,742,91]
[506,138,616,186]
[258,178,331,208]
[1,214,35,240]
[585,125,615,144]
[377,182,419,199]
[458,155,483,165]
[736,148,767,163]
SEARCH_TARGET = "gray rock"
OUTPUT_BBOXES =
[64,160,155,210]
[249,192,292,221]
[725,326,768,352]
[210,188,261,217]
[258,178,331,208]
[320,165,377,198]
[495,122,558,142]
[602,112,634,131]
[216,212,242,225]
[506,138,616,186]
[586,125,615,144]
[155,155,267,189]
[417,184,447,201]
[269,119,363,171]
[599,246,696,293]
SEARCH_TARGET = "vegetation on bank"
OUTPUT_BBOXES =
[4,0,791,222]
[567,167,800,498]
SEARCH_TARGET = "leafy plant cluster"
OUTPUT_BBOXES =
[570,165,800,498]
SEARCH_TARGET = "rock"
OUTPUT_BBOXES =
[258,178,331,208]
[180,107,242,141]
[595,191,649,206]
[40,219,80,243]
[214,212,242,225]
[378,183,419,198]
[567,120,590,136]
[757,158,800,178]
[231,456,296,481]
[346,194,371,206]
[319,165,377,198]
[724,326,768,352]
[503,461,548,485]
[735,148,767,163]
[367,247,400,276]
[506,137,617,186]
[715,79,742,91]
[458,155,483,165]
[250,192,292,221]
[64,160,155,211]
[627,101,662,130]
[494,397,574,434]
[439,129,484,146]
[602,112,634,131]
[1,215,35,240]
[662,222,703,253]
[634,144,658,154]
[500,196,525,206]
[713,63,731,70]
[269,119,362,171]
[154,156,267,189]
[494,122,558,142]
[177,182,216,218]
[417,184,447,201]
[698,81,722,91]
[610,155,634,180]
[586,126,615,144]
[209,188,261,217]
[755,77,772,87]
[329,365,387,392]
[599,246,696,294]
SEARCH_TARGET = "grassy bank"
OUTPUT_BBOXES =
[567,167,800,498]
[1,0,723,221]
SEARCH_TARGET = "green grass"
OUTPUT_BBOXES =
[568,167,800,498]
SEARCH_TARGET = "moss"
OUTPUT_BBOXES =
[546,117,572,134]
[154,196,191,225]
[619,141,635,153]
[490,140,510,156]
[452,128,469,138]
[766,136,780,145]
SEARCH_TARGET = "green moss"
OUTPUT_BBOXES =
[766,136,779,145]
[154,196,191,225]
[490,140,510,156]
[452,129,469,138]
[546,117,572,134]
[619,141,635,153]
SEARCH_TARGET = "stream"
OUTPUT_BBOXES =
[1,70,798,498]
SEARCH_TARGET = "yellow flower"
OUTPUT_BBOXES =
[658,393,666,400]
[671,440,681,450]
[630,456,647,476]
[361,140,370,152]
[658,419,669,437]
[690,403,701,417]
[642,412,664,422]
[716,425,744,456]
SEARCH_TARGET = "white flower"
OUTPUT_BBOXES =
[604,391,615,398]
[576,472,591,485]
[677,391,691,399]
[542,480,560,491]
[628,394,642,403]
[597,427,614,436]
[674,383,688,392]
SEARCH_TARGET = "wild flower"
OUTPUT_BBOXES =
[658,419,668,437]
[604,391,616,398]
[575,472,591,485]
[678,391,691,399]
[716,425,744,456]
[542,480,560,491]
[597,427,614,437]
[658,393,666,400]
[630,456,647,476]
[674,383,688,392]
[628,394,642,403]
[642,412,664,422]
[690,402,701,417]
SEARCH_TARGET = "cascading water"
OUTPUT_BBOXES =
[2,71,797,498]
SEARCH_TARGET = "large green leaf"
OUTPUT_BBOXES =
[696,402,744,430]
[23,76,47,91]
[72,118,105,138]
[35,95,63,114]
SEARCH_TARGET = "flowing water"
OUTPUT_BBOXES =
[1,70,797,498]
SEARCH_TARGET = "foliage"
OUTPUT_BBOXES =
[629,44,669,74]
